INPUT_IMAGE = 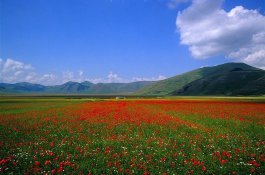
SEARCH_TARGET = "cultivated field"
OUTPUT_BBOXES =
[0,98,264,174]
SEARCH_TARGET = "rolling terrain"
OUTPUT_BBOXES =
[0,81,154,95]
[1,63,265,96]
[137,63,265,96]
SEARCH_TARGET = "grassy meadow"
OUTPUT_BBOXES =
[0,97,264,174]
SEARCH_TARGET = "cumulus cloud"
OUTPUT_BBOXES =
[132,75,166,82]
[107,72,124,83]
[79,70,84,77]
[39,74,57,85]
[0,58,33,83]
[0,58,164,85]
[176,0,265,68]
[87,73,166,84]
[84,72,126,84]
[62,71,74,82]
[0,59,3,81]
[0,58,59,85]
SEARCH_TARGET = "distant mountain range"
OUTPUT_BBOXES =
[0,81,154,95]
[1,63,265,96]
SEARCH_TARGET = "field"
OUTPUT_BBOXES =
[0,98,265,174]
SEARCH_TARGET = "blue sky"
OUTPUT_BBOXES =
[1,0,265,85]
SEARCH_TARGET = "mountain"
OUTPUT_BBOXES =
[173,64,265,96]
[136,68,205,96]
[45,81,92,93]
[0,81,154,94]
[136,63,265,96]
[0,82,46,93]
[1,63,264,96]
[87,82,155,94]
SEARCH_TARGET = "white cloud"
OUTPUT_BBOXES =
[85,72,127,84]
[0,59,3,81]
[85,78,104,84]
[132,75,166,82]
[0,58,34,83]
[39,74,57,85]
[2,59,32,74]
[25,72,38,82]
[107,72,124,83]
[62,71,74,83]
[62,70,95,84]
[0,58,58,85]
[0,58,166,85]
[176,0,265,68]
[79,70,84,77]
[87,73,166,84]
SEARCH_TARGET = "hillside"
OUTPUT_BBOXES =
[173,67,265,96]
[0,82,46,94]
[1,63,264,96]
[136,63,264,96]
[0,81,154,94]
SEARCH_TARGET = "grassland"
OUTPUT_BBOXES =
[0,97,264,174]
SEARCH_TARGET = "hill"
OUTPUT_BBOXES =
[0,82,46,94]
[0,81,154,94]
[136,63,265,96]
[1,63,264,96]
[173,65,265,96]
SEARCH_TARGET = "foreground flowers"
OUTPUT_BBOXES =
[0,99,264,174]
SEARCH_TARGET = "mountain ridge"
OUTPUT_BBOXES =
[0,81,154,94]
[1,62,264,96]
[136,62,265,96]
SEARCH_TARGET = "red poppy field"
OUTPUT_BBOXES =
[0,98,264,174]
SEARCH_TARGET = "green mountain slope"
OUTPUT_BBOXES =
[0,82,46,93]
[136,62,263,96]
[1,63,264,96]
[173,68,265,96]
[88,82,154,94]
[0,81,154,94]
[45,81,92,93]
[136,69,204,95]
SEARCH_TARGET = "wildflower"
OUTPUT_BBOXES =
[184,159,188,164]
[64,161,71,166]
[58,166,63,174]
[221,159,228,165]
[45,160,51,165]
[248,160,260,167]
[202,166,206,171]
[51,169,56,174]
[35,161,40,167]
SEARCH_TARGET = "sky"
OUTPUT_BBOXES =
[0,0,265,85]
